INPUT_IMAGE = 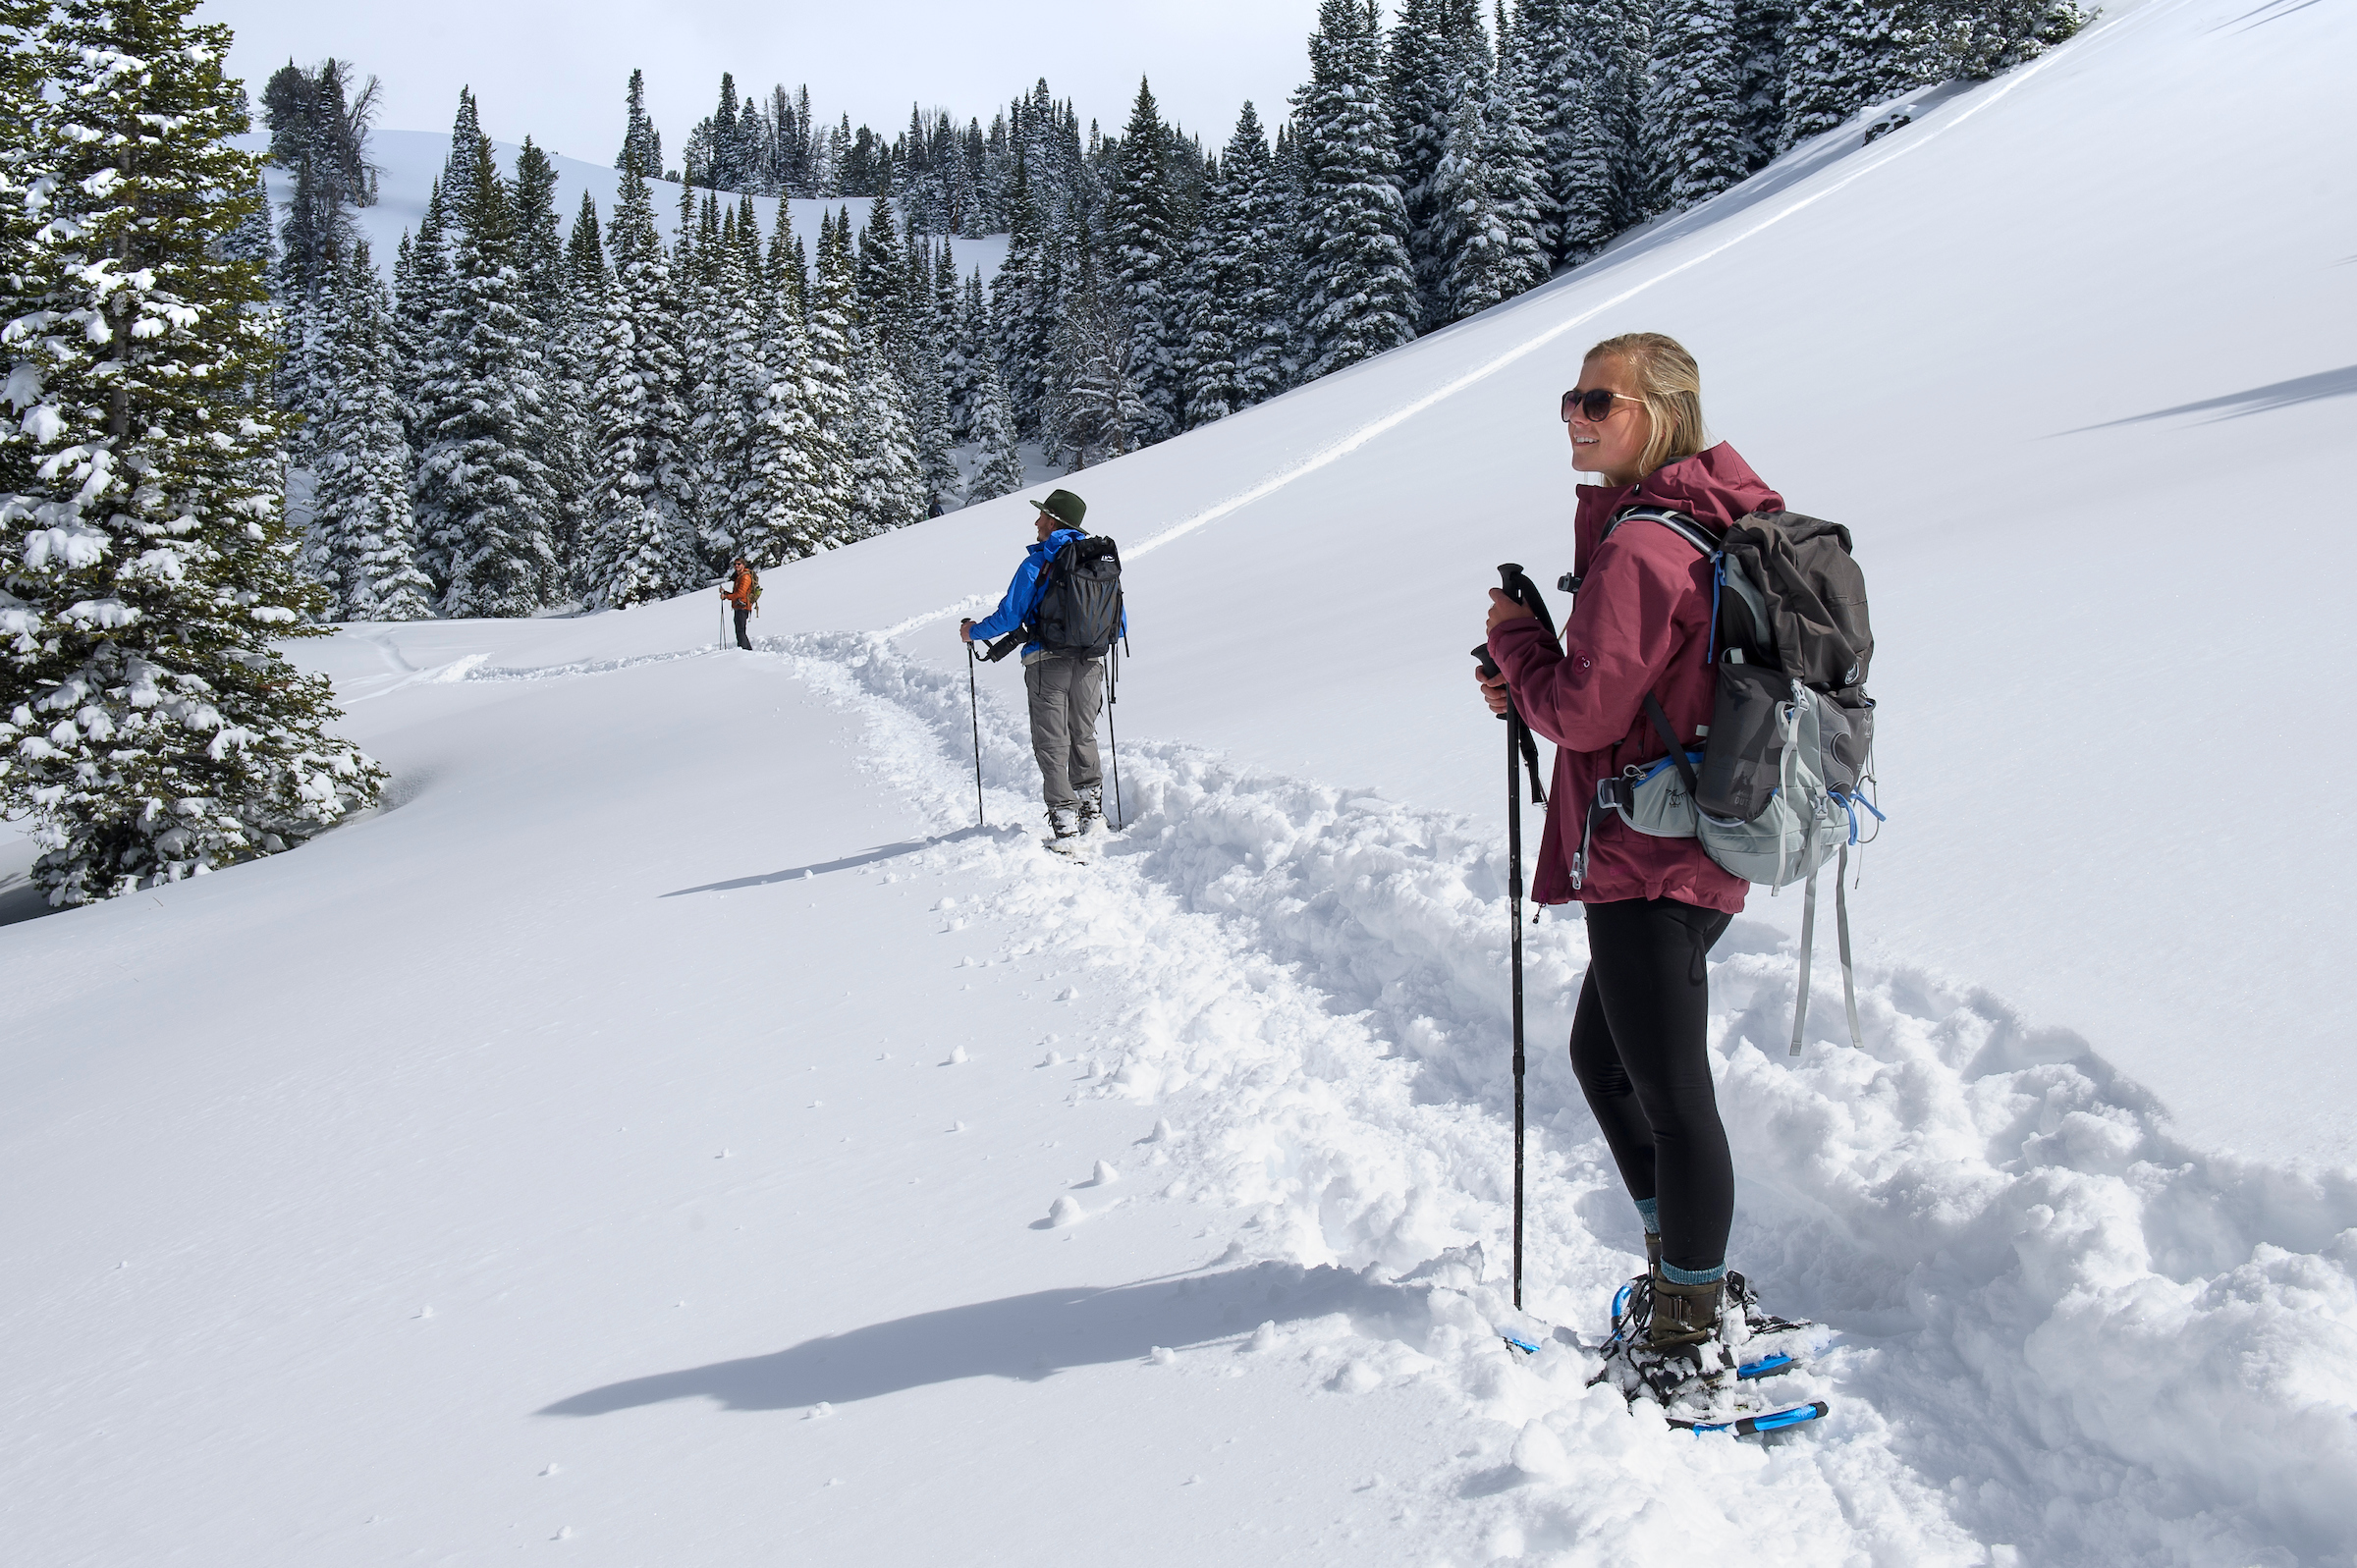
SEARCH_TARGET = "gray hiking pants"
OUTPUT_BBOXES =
[1023,654,1105,809]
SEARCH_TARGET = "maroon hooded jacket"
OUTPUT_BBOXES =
[1484,443,1784,914]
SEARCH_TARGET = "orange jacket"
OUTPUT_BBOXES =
[722,565,757,608]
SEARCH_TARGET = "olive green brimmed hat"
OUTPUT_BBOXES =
[1029,489,1087,530]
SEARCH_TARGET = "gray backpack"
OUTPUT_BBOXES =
[1573,507,1884,1054]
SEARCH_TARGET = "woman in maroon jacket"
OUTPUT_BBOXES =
[1477,332,1781,1359]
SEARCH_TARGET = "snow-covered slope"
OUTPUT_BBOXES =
[240,128,1014,281]
[7,1,2355,1564]
[737,0,2357,1164]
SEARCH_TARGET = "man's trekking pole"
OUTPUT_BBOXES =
[965,639,986,828]
[1474,564,1556,1311]
[1105,641,1124,831]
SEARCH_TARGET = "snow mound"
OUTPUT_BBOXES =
[771,622,2357,1565]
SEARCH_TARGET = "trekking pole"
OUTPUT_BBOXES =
[965,639,986,828]
[1474,564,1557,1312]
[1105,641,1124,831]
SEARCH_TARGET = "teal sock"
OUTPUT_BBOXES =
[1634,1197,1660,1235]
[1661,1259,1727,1286]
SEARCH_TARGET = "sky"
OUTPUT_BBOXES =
[199,0,1328,167]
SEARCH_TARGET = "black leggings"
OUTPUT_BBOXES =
[1568,896,1735,1275]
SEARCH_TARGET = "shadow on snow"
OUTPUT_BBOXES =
[538,1263,1416,1417]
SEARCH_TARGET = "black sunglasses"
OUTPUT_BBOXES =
[1562,387,1641,422]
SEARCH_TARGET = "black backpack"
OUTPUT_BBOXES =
[1586,506,1883,1054]
[988,534,1124,660]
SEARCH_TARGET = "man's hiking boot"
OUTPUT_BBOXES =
[1077,786,1106,832]
[1045,805,1084,854]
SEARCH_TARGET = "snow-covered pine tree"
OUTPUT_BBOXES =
[737,204,839,563]
[414,127,561,618]
[855,189,911,361]
[0,0,382,905]
[1293,0,1418,379]
[899,238,961,513]
[261,59,379,455]
[260,59,377,284]
[616,67,663,182]
[1644,0,1749,215]
[544,189,607,596]
[389,197,447,457]
[580,148,701,608]
[688,196,767,564]
[675,190,724,561]
[964,362,1028,505]
[798,207,863,544]
[1045,236,1147,466]
[439,86,490,225]
[222,173,278,270]
[846,336,927,539]
[988,150,1055,436]
[1388,0,1493,329]
[1780,0,1925,151]
[1233,109,1299,407]
[510,137,567,315]
[1504,0,1576,261]
[804,209,861,455]
[1556,0,1648,259]
[512,135,587,585]
[939,250,981,441]
[1101,78,1180,444]
[1433,57,1552,322]
[1960,0,2089,76]
[303,243,435,622]
[1731,0,1792,171]
[1176,150,1240,429]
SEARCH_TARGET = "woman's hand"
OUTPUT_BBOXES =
[1486,587,1536,632]
[1476,590,1538,715]
[1473,660,1510,715]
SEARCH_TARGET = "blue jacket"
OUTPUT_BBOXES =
[970,528,1119,657]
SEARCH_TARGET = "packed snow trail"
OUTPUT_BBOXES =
[756,623,2357,1567]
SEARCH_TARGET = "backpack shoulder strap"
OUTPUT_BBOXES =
[1605,507,1719,558]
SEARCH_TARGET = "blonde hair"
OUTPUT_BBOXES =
[1586,332,1708,477]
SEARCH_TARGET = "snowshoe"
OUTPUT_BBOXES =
[1044,805,1088,858]
[1585,1269,1832,1434]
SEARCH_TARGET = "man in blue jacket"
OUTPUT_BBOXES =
[959,489,1106,849]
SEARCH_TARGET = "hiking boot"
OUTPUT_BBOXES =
[1076,786,1106,830]
[1046,805,1082,843]
[1644,1269,1724,1358]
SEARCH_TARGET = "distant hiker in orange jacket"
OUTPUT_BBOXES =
[720,559,758,650]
